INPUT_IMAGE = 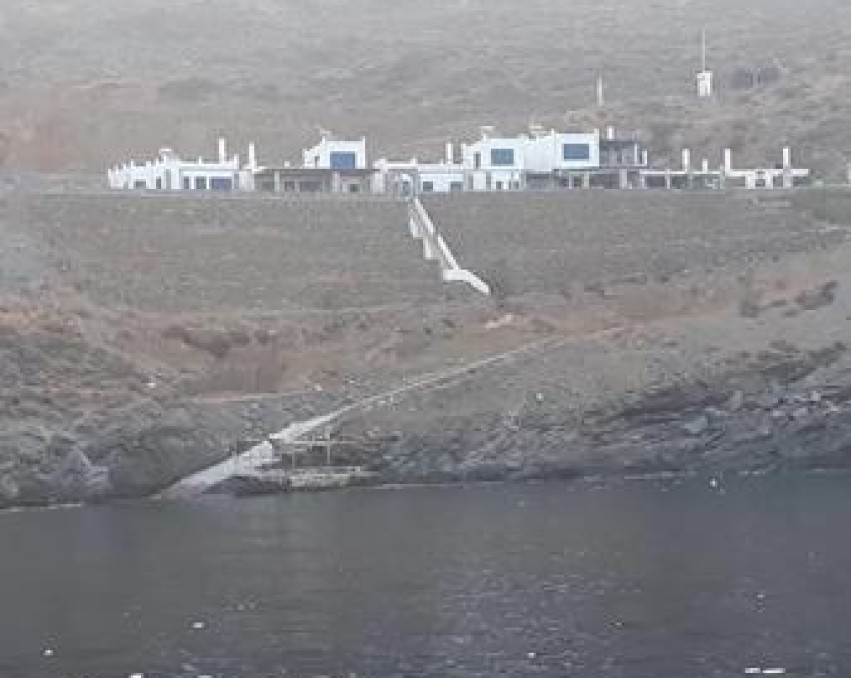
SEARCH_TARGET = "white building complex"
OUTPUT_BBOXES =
[107,127,811,195]
[373,142,465,196]
[372,127,643,196]
[252,134,374,195]
[463,128,601,191]
[107,138,257,192]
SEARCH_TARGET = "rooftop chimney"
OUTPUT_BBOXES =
[218,137,227,163]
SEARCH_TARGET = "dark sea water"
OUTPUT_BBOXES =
[2,474,851,678]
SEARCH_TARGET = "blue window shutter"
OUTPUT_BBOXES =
[330,152,358,170]
[564,144,591,161]
[491,148,515,166]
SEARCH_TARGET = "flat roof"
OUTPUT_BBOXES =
[254,167,375,176]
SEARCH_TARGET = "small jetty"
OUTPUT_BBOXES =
[225,467,378,496]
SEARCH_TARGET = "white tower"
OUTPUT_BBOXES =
[696,28,714,98]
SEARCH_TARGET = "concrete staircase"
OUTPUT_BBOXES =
[407,197,490,295]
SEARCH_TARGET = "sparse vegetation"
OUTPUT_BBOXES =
[0,0,850,176]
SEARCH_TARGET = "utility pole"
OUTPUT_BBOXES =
[696,27,714,98]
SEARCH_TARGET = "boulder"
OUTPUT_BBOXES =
[682,415,710,437]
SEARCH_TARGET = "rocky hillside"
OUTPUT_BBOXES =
[1,0,850,177]
[2,189,851,507]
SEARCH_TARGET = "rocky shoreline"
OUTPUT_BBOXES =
[343,345,851,489]
[3,359,851,510]
[6,301,849,511]
[2,337,851,509]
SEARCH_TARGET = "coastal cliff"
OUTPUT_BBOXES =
[2,190,851,508]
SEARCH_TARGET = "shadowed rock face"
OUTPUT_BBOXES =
[338,335,851,485]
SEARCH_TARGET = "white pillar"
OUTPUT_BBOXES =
[702,159,710,173]
[606,126,615,140]
[445,142,454,164]
[682,149,691,172]
[218,137,227,163]
[724,148,733,174]
[248,143,258,169]
[782,147,793,189]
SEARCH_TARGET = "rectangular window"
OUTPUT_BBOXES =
[495,181,503,190]
[299,180,322,192]
[564,144,591,161]
[183,177,191,190]
[348,184,360,193]
[194,176,208,190]
[422,181,434,192]
[330,151,357,170]
[155,177,163,190]
[283,181,296,192]
[210,177,233,191]
[491,148,515,166]
[134,180,146,190]
[450,182,464,192]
